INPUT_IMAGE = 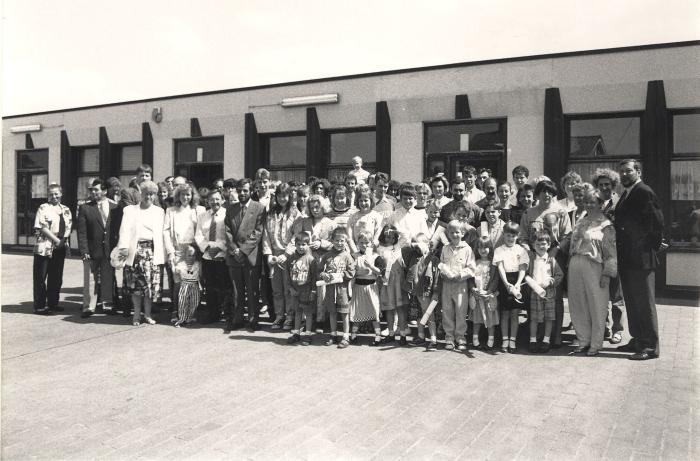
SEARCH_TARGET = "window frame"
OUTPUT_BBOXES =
[260,130,307,170]
[669,107,700,157]
[564,111,644,162]
[112,142,143,186]
[172,135,225,168]
[323,126,377,181]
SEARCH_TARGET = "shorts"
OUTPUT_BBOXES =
[530,294,555,323]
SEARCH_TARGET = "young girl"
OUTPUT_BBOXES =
[349,231,384,346]
[482,202,506,249]
[346,184,383,253]
[425,200,442,240]
[510,183,535,227]
[493,222,530,353]
[376,224,404,344]
[496,181,514,223]
[173,244,201,327]
[469,237,499,349]
[327,185,354,233]
[296,184,311,217]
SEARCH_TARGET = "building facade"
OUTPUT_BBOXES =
[3,41,699,296]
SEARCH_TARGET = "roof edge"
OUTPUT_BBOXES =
[4,39,699,120]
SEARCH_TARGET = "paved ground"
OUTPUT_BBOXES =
[1,253,698,460]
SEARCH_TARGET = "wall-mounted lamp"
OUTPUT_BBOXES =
[281,93,339,108]
[152,107,163,123]
[10,124,42,134]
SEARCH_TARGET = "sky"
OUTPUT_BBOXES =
[2,0,699,116]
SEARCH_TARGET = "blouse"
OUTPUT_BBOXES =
[518,206,572,248]
[262,208,301,256]
[347,209,384,250]
[163,205,206,257]
[174,260,201,284]
[569,215,617,278]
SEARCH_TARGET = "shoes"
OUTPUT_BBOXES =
[586,349,599,357]
[324,337,339,346]
[562,321,573,331]
[539,342,551,353]
[411,336,426,346]
[570,345,590,355]
[617,342,637,353]
[132,321,140,326]
[144,317,156,325]
[457,342,467,351]
[500,345,508,353]
[81,310,94,319]
[270,318,284,330]
[301,335,312,346]
[445,343,455,351]
[34,308,51,315]
[629,350,658,361]
[604,328,611,339]
[282,319,294,330]
[337,339,350,349]
[529,341,538,353]
[509,339,517,352]
[550,343,562,349]
[425,341,437,351]
[371,338,381,347]
[287,333,301,344]
[170,315,178,324]
[379,335,395,345]
[349,336,359,345]
[399,336,408,346]
[486,338,494,349]
[246,322,258,332]
[610,332,623,344]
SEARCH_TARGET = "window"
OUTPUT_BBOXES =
[423,118,507,181]
[262,132,307,184]
[669,109,700,245]
[565,112,641,185]
[73,146,100,201]
[325,128,376,182]
[174,137,224,189]
[114,144,143,189]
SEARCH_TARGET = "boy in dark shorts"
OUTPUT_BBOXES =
[286,232,317,345]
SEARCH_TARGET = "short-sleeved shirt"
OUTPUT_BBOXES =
[33,202,73,257]
[492,244,530,273]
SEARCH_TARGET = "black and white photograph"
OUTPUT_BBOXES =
[1,0,699,459]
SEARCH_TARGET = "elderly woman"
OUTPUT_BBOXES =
[117,180,165,326]
[163,183,205,322]
[33,183,73,315]
[568,187,617,356]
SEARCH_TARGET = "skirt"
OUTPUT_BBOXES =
[350,281,380,322]
[124,241,162,301]
[469,293,499,328]
[498,272,523,312]
[177,280,200,323]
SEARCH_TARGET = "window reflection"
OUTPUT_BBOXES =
[569,117,640,157]
[329,131,376,164]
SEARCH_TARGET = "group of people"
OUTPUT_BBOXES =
[32,155,665,360]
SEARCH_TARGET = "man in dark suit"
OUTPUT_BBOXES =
[224,178,266,333]
[614,159,665,360]
[77,179,118,318]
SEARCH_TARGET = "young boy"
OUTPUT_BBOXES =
[438,220,476,351]
[286,232,318,345]
[527,230,564,353]
[318,227,356,348]
[403,233,440,350]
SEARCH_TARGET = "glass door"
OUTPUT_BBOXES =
[16,150,49,246]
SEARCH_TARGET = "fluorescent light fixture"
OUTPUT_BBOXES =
[281,94,339,107]
[10,124,42,133]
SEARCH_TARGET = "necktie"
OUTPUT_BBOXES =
[100,201,108,225]
[58,209,66,239]
[209,212,217,242]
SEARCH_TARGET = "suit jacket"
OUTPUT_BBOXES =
[77,200,117,259]
[614,181,664,270]
[224,200,266,266]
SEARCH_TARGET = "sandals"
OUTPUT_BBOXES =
[337,339,350,349]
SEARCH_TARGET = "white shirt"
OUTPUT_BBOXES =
[195,206,227,260]
[465,188,486,204]
[532,252,552,286]
[385,206,429,248]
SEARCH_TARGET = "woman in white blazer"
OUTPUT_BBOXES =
[117,181,165,325]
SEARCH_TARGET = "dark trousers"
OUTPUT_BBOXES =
[229,261,261,325]
[201,259,231,323]
[606,275,625,333]
[33,247,66,311]
[619,268,659,355]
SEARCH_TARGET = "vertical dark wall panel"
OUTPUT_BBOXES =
[455,94,471,119]
[190,118,202,138]
[99,126,111,180]
[543,88,566,194]
[60,130,77,213]
[244,112,259,179]
[641,80,669,290]
[376,101,391,175]
[306,108,323,178]
[141,122,153,167]
[25,133,34,149]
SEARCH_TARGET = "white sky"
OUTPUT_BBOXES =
[2,0,699,116]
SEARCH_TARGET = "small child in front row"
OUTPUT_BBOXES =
[493,222,530,353]
[376,224,404,344]
[438,220,476,351]
[286,232,318,345]
[403,233,440,350]
[318,227,356,348]
[173,244,202,327]
[349,231,385,346]
[469,237,499,349]
[527,229,564,353]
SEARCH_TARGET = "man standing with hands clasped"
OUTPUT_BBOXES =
[614,159,665,360]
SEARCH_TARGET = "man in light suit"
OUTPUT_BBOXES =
[225,178,266,332]
[77,179,118,317]
[614,159,665,360]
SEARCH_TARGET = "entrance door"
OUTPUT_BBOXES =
[16,150,49,246]
[450,153,503,181]
[175,163,224,190]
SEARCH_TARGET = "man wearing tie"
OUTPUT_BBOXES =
[195,188,230,324]
[77,179,118,318]
[224,178,266,332]
[614,160,665,360]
